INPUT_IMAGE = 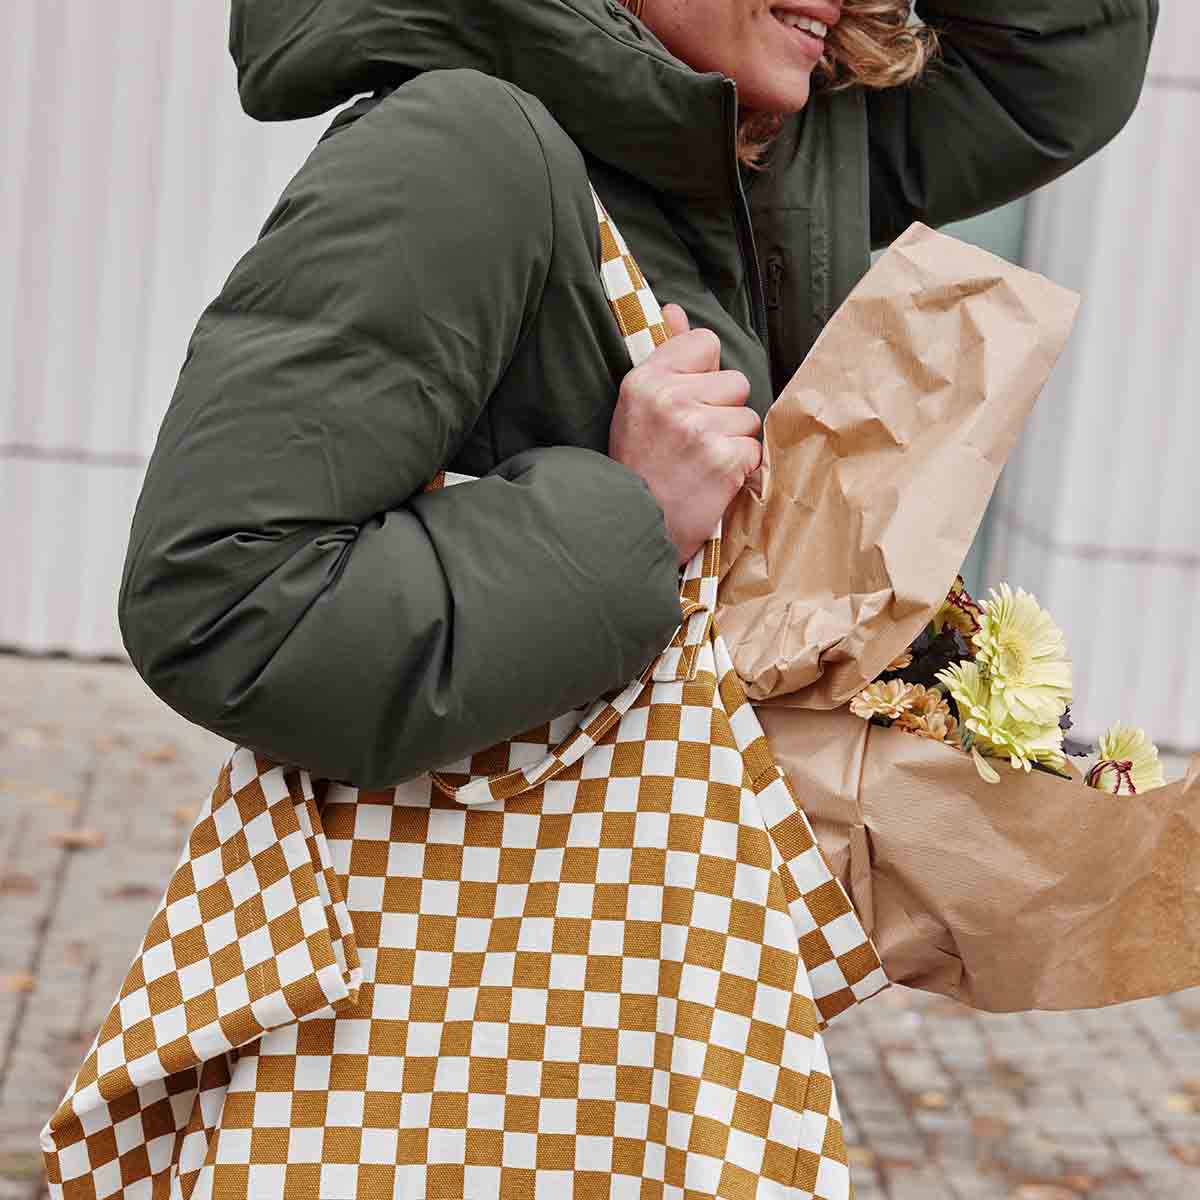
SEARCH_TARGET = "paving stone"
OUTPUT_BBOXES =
[4,652,1200,1200]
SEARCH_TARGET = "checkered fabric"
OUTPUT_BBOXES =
[43,188,886,1199]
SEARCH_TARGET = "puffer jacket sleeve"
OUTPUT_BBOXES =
[868,1,1159,246]
[119,70,682,789]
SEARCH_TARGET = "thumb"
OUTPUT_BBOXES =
[661,303,690,339]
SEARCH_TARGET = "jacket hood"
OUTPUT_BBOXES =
[230,0,739,205]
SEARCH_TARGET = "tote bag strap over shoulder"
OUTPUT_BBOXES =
[427,188,721,807]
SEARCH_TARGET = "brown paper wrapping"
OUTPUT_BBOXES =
[718,221,1200,1011]
[757,705,1200,1012]
[719,222,1080,706]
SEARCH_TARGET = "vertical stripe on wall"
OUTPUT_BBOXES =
[982,4,1199,751]
[1,0,328,654]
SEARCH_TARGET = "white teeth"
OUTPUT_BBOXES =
[773,11,829,37]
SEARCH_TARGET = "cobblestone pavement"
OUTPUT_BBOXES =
[2,653,1198,1199]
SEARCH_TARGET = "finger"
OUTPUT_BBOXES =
[661,303,690,339]
[726,435,763,481]
[692,369,752,408]
[698,404,762,439]
[647,326,722,375]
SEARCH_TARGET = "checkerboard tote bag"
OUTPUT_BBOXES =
[43,190,888,1200]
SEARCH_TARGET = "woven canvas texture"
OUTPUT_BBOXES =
[42,190,887,1199]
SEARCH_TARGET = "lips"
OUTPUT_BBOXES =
[771,10,831,38]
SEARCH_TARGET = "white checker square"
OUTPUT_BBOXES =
[345,873,384,913]
[543,1026,582,1061]
[506,1060,542,1096]
[582,991,620,1028]
[360,1127,399,1164]
[538,1098,577,1135]
[614,1101,650,1140]
[617,1030,655,1067]
[319,1163,359,1196]
[460,846,500,882]
[140,939,176,984]
[504,1131,537,1170]
[690,891,732,933]
[739,1055,781,1101]
[399,1091,432,1127]
[642,740,677,776]
[547,956,586,991]
[412,950,452,987]
[467,1093,505,1129]
[202,910,237,954]
[818,1154,852,1200]
[580,744,615,779]
[807,959,850,1000]
[479,952,515,987]
[325,1090,366,1127]
[615,706,649,741]
[725,1126,767,1173]
[822,911,868,957]
[578,1064,617,1101]
[364,1056,403,1092]
[213,1128,251,1163]
[150,1005,187,1046]
[709,1009,751,1057]
[788,845,835,896]
[588,920,626,955]
[576,1135,614,1172]
[620,958,659,996]
[565,813,602,847]
[426,1127,466,1164]
[91,1158,121,1198]
[252,1092,292,1128]
[238,926,272,970]
[596,848,633,883]
[684,1149,723,1194]
[434,1056,468,1092]
[297,1056,336,1094]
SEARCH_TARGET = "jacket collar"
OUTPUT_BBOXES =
[230,0,739,210]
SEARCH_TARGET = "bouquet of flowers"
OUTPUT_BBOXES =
[851,575,1166,794]
[719,223,1199,1012]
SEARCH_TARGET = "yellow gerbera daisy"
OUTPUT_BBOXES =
[936,660,1068,781]
[1085,723,1166,795]
[850,679,914,721]
[972,584,1072,726]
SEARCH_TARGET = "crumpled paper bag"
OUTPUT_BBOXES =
[757,705,1200,1012]
[719,222,1079,705]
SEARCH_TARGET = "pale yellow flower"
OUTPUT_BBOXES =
[936,660,1068,780]
[896,685,958,743]
[1085,723,1166,795]
[933,575,984,643]
[850,679,914,721]
[972,584,1072,726]
[886,649,914,672]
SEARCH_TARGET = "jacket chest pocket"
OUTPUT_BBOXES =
[758,207,825,398]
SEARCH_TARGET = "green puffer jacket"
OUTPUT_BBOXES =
[120,0,1157,788]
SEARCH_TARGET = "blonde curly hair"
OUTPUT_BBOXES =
[738,0,939,167]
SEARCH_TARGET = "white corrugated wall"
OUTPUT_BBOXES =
[0,0,326,654]
[3,5,1197,758]
[982,3,1199,750]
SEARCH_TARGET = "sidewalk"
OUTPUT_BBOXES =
[2,653,1198,1199]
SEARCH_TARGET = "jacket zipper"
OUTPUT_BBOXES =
[722,81,768,343]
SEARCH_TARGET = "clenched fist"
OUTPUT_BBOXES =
[609,304,762,564]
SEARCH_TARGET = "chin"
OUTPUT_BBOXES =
[740,72,814,114]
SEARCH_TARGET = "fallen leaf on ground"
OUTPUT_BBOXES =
[846,1147,876,1168]
[1166,1093,1200,1114]
[1,972,35,993]
[0,1149,45,1179]
[1170,1144,1200,1166]
[1012,1187,1079,1200]
[141,743,178,763]
[0,872,39,895]
[173,805,199,824]
[972,1116,1010,1138]
[48,829,106,850]
[107,883,159,900]
[915,1090,949,1110]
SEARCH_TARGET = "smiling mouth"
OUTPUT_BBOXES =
[770,9,831,39]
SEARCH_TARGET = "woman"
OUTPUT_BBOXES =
[120,0,1155,785]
